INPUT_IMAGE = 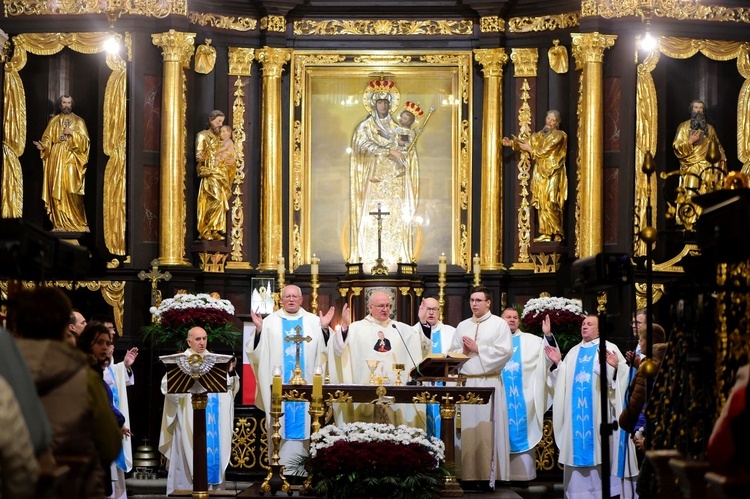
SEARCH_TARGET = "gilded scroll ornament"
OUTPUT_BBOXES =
[293,19,472,36]
[508,12,579,33]
[634,282,665,310]
[514,78,533,263]
[583,0,750,23]
[189,12,258,32]
[4,0,186,17]
[548,39,569,74]
[230,417,260,469]
[194,39,216,74]
[532,253,561,273]
[260,15,286,33]
[226,75,252,269]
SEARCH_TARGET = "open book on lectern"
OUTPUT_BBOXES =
[410,353,469,382]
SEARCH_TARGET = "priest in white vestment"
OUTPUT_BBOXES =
[500,308,559,482]
[330,290,429,426]
[159,327,240,496]
[548,315,634,499]
[450,286,512,485]
[414,297,457,439]
[246,285,333,469]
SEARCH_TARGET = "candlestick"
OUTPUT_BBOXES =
[438,252,447,274]
[272,367,282,411]
[473,254,481,286]
[277,256,285,275]
[311,254,319,276]
[313,367,322,399]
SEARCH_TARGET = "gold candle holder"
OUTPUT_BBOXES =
[260,406,291,495]
[311,254,320,315]
[438,252,447,322]
[393,363,405,386]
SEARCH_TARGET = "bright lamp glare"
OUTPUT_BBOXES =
[640,32,657,52]
[104,35,120,54]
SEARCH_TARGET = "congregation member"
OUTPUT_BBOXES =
[12,287,121,498]
[547,314,633,498]
[92,315,139,499]
[246,284,333,468]
[414,296,457,438]
[449,286,513,485]
[330,290,428,425]
[67,308,87,345]
[0,374,39,499]
[707,363,750,475]
[500,308,559,482]
[159,326,240,495]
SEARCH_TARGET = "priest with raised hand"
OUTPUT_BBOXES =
[329,290,429,425]
[159,326,240,496]
[246,284,333,469]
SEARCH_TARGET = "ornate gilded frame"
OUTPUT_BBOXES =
[633,37,750,267]
[1,32,130,256]
[288,50,472,271]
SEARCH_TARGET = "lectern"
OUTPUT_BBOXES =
[160,352,233,498]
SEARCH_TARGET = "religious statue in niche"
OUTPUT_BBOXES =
[195,110,236,241]
[348,79,433,269]
[503,110,568,242]
[667,99,727,231]
[33,95,91,232]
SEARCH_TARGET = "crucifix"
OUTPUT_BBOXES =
[369,202,390,275]
[285,325,312,385]
[138,258,172,321]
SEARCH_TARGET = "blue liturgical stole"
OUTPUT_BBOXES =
[282,317,306,440]
[502,335,530,452]
[206,393,220,484]
[426,329,443,439]
[571,344,597,467]
[107,366,128,471]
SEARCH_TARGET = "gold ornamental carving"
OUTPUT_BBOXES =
[480,16,505,33]
[1,32,127,257]
[582,0,750,23]
[515,78,533,264]
[634,282,665,310]
[549,40,569,74]
[230,416,260,470]
[293,19,472,36]
[198,252,228,272]
[474,48,509,78]
[511,48,539,78]
[536,418,559,471]
[4,0,186,17]
[226,74,252,270]
[189,12,258,32]
[152,30,195,64]
[291,54,346,106]
[571,32,617,65]
[532,253,561,273]
[228,47,255,76]
[508,12,579,33]
[260,15,286,33]
[194,39,216,75]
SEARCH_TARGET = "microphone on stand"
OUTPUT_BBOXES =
[391,323,422,385]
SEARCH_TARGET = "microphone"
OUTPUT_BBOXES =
[391,323,422,385]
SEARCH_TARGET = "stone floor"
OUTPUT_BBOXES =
[126,478,563,498]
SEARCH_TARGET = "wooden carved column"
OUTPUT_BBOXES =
[152,30,195,266]
[571,32,616,259]
[474,48,508,271]
[256,47,292,271]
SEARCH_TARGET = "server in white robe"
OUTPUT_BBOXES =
[330,290,429,425]
[449,286,512,484]
[548,315,633,499]
[159,327,240,496]
[246,285,333,469]
[500,308,559,482]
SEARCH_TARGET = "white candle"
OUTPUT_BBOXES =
[473,254,481,276]
[311,254,319,276]
[438,252,447,274]
[277,255,285,275]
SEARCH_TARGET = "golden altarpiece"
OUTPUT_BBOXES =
[2,0,750,488]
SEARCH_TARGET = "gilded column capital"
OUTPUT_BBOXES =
[257,47,292,78]
[474,48,508,78]
[510,48,539,78]
[229,47,255,76]
[571,32,617,66]
[152,29,196,63]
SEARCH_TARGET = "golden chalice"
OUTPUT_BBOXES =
[393,363,405,386]
[366,360,380,385]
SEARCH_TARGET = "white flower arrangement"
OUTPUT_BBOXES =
[149,292,235,320]
[310,422,445,462]
[521,296,584,318]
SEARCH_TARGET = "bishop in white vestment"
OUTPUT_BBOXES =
[246,285,333,469]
